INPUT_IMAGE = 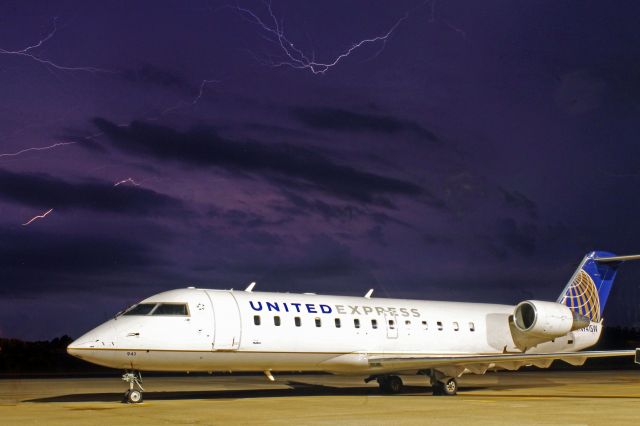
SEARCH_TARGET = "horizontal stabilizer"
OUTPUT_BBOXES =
[594,254,640,263]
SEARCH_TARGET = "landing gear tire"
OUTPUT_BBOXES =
[124,389,143,404]
[433,378,457,396]
[122,371,145,403]
[378,375,403,394]
[443,378,458,395]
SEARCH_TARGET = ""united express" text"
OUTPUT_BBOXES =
[249,301,421,317]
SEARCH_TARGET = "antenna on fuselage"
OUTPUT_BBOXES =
[364,289,374,299]
[245,282,256,292]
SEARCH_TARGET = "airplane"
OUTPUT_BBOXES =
[67,251,640,403]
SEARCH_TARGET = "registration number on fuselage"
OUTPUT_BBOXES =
[577,324,599,333]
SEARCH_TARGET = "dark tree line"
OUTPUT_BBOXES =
[0,335,110,376]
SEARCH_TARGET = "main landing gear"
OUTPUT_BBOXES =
[429,371,458,396]
[432,378,458,396]
[365,375,404,394]
[368,374,458,396]
[122,371,144,403]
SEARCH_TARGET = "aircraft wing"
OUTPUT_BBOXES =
[368,350,636,373]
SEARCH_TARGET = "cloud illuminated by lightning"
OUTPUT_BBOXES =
[22,208,54,226]
[0,17,114,74]
[0,141,76,160]
[236,2,409,75]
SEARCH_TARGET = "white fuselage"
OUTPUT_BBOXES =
[67,288,600,375]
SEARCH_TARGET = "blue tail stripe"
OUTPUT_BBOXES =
[584,251,620,311]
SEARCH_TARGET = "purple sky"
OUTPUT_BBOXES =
[2,1,640,340]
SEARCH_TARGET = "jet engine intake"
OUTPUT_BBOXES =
[513,300,590,338]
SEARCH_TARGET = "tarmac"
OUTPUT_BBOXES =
[1,370,639,425]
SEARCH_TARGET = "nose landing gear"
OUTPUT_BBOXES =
[122,371,145,403]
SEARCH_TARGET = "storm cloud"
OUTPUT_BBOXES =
[93,118,429,206]
[0,226,160,295]
[121,63,191,91]
[0,169,183,215]
[291,107,439,142]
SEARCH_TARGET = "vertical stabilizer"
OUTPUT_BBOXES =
[557,251,615,323]
[557,251,640,323]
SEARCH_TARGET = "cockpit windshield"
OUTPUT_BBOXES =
[120,302,189,316]
[122,303,157,316]
[152,303,189,316]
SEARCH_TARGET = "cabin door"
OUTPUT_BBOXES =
[384,312,399,339]
[208,291,242,350]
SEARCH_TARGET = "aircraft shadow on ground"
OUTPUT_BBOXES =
[25,380,575,403]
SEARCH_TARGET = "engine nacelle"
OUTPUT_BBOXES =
[513,300,590,339]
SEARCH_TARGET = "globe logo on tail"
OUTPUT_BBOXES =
[560,270,601,322]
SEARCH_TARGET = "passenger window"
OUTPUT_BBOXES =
[152,303,188,316]
[469,322,475,332]
[274,316,281,326]
[405,320,411,326]
[295,317,301,327]
[122,303,156,316]
[388,319,395,329]
[254,315,261,326]
[354,318,360,329]
[437,321,443,331]
[335,318,341,328]
[315,317,321,327]
[422,320,428,330]
[453,321,459,331]
[371,319,378,329]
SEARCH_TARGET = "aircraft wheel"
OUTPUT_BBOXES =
[378,375,403,394]
[432,378,457,396]
[387,375,403,393]
[377,377,390,393]
[442,378,458,396]
[124,389,144,403]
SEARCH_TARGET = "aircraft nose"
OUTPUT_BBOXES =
[66,333,103,358]
[67,320,117,359]
[66,336,95,357]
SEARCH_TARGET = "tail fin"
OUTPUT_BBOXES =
[557,251,640,323]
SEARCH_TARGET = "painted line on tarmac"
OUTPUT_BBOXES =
[460,394,640,400]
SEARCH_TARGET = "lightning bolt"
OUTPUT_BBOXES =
[0,17,114,74]
[114,177,141,187]
[160,78,221,116]
[192,79,220,105]
[2,127,112,163]
[22,208,54,226]
[428,0,467,39]
[0,141,76,159]
[442,20,467,39]
[236,2,409,75]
